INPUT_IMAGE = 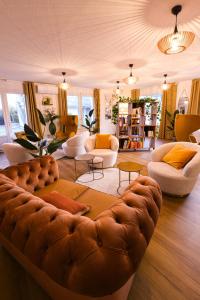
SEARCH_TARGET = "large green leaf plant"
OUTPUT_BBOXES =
[82,109,97,134]
[15,109,65,157]
[166,109,179,138]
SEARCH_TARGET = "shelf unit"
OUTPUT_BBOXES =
[116,101,158,151]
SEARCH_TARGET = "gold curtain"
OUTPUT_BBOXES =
[58,86,67,116]
[159,83,177,139]
[23,82,42,138]
[188,78,200,115]
[58,86,68,132]
[131,89,140,100]
[93,88,100,132]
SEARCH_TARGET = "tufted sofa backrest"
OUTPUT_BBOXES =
[0,169,162,297]
[0,156,59,194]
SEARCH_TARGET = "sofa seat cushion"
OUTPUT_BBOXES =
[33,179,119,219]
[33,179,88,200]
[77,188,120,220]
[89,149,114,156]
[148,162,184,179]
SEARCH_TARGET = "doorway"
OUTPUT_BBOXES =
[0,93,27,148]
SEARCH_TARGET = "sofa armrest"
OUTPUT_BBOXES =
[0,156,59,194]
[110,135,119,151]
[0,174,162,297]
[85,136,95,152]
[183,152,200,177]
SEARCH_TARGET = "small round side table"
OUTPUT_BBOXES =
[88,156,104,180]
[74,154,95,183]
[117,162,143,194]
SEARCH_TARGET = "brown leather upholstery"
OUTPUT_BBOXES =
[0,156,162,297]
[0,156,59,193]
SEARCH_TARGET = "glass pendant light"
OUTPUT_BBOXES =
[127,64,137,85]
[157,5,195,55]
[116,81,120,95]
[60,72,70,90]
[162,74,169,91]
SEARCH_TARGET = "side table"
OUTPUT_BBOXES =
[117,162,143,194]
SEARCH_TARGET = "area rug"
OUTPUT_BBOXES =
[76,167,140,196]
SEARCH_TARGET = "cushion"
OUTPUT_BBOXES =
[95,134,111,149]
[77,188,121,220]
[162,144,197,169]
[41,191,90,215]
[33,179,89,200]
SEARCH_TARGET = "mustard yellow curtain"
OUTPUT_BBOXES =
[159,83,177,139]
[188,78,200,115]
[23,82,42,138]
[131,89,140,100]
[58,86,68,132]
[93,88,100,132]
[58,86,67,116]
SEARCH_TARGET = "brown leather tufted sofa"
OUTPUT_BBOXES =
[0,156,162,300]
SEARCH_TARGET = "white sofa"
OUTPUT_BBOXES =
[148,142,200,196]
[85,134,119,168]
[62,131,89,158]
[2,143,33,166]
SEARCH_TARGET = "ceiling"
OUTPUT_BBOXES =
[0,0,200,89]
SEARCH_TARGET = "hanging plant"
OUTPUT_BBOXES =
[117,96,158,104]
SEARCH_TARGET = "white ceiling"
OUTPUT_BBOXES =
[0,0,200,89]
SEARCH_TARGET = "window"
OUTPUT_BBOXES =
[0,97,6,137]
[82,96,93,125]
[67,96,79,115]
[7,94,27,134]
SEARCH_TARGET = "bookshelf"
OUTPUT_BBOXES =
[116,100,158,151]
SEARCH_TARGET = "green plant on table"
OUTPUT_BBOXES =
[82,109,97,134]
[14,109,65,157]
[166,109,179,137]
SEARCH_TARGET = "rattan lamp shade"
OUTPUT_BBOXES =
[157,31,195,55]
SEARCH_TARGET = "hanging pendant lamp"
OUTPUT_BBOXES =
[60,72,70,90]
[162,74,169,91]
[115,81,120,95]
[127,64,137,85]
[157,5,195,55]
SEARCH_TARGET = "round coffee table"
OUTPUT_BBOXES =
[117,162,143,194]
[75,154,104,183]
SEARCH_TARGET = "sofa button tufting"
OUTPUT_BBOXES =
[50,215,56,222]
[35,207,42,212]
[97,240,103,247]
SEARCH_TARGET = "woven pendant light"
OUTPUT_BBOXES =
[157,5,195,55]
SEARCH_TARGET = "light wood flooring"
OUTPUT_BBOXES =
[0,148,200,300]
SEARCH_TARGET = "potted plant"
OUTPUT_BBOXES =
[165,109,179,140]
[14,109,65,157]
[82,109,97,135]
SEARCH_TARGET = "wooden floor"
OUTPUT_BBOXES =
[120,152,200,300]
[0,148,200,300]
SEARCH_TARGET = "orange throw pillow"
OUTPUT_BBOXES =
[41,191,90,215]
[162,144,197,169]
[95,134,111,149]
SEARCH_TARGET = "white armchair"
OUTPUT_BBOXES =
[148,142,200,196]
[2,143,33,166]
[85,134,119,168]
[62,131,89,158]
